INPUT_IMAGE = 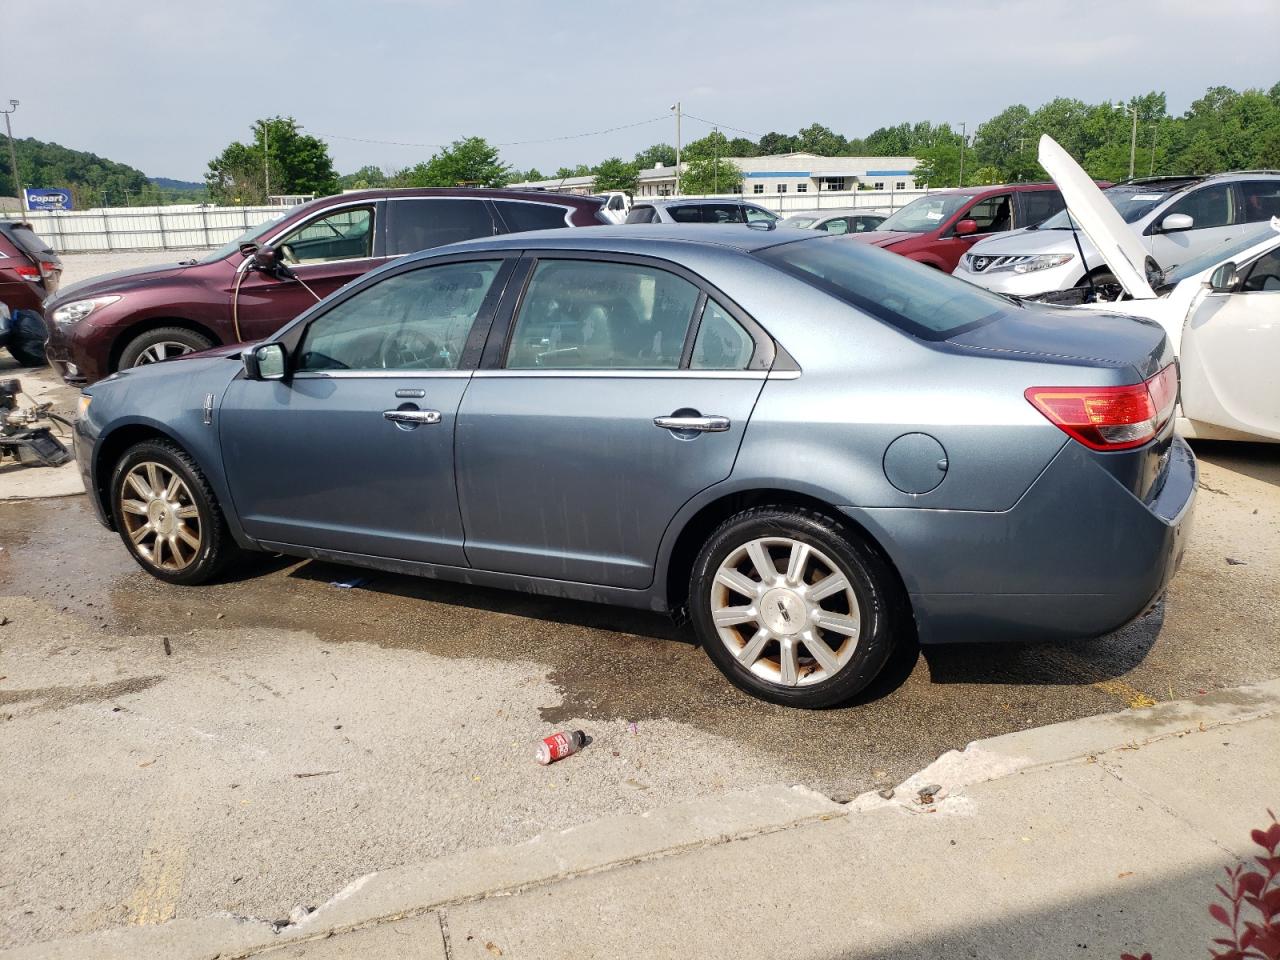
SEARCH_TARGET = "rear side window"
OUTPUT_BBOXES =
[1018,190,1065,227]
[625,206,656,224]
[493,201,570,233]
[758,236,1010,340]
[506,260,700,369]
[1239,181,1280,223]
[816,218,849,235]
[387,199,497,255]
[669,205,704,223]
[690,300,754,370]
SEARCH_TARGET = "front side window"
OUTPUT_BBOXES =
[963,194,1013,233]
[690,300,754,369]
[759,236,1011,340]
[817,217,849,235]
[506,260,700,369]
[1242,248,1280,292]
[297,260,503,372]
[387,199,497,255]
[1164,183,1235,230]
[494,200,570,233]
[279,207,373,265]
[878,194,973,233]
[854,216,883,232]
[745,206,777,224]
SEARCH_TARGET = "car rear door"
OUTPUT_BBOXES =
[1179,245,1280,440]
[454,253,772,588]
[1014,189,1065,229]
[219,255,517,563]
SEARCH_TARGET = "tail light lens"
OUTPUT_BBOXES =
[39,261,59,280]
[1025,364,1178,451]
[13,264,40,281]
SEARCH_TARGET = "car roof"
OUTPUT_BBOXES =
[783,208,881,219]
[922,182,1065,197]
[638,197,759,207]
[304,187,604,208]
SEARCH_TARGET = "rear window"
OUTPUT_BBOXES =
[758,236,1012,340]
[1,225,55,260]
[625,206,656,224]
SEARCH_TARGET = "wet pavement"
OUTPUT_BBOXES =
[1,441,1278,948]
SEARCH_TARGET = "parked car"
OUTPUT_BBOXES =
[954,171,1280,297]
[0,221,62,366]
[780,208,887,234]
[42,188,608,385]
[75,225,1194,708]
[596,191,631,224]
[624,198,779,225]
[1034,134,1280,443]
[848,183,1082,273]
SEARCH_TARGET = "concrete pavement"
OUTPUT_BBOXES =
[8,679,1277,960]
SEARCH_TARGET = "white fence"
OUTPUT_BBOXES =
[0,205,290,254]
[676,188,928,214]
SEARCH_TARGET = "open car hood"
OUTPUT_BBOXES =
[1038,135,1159,300]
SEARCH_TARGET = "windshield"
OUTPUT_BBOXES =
[1036,186,1174,230]
[758,235,1012,340]
[195,214,286,264]
[1164,225,1279,286]
[877,194,974,233]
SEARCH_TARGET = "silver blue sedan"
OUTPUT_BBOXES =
[74,225,1195,708]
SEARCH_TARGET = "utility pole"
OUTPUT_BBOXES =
[1149,124,1158,176]
[713,125,719,195]
[958,122,967,188]
[263,120,271,201]
[670,101,682,196]
[1117,102,1138,179]
[2,100,23,213]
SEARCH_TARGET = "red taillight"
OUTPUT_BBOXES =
[13,264,40,281]
[1025,364,1178,451]
[39,261,59,280]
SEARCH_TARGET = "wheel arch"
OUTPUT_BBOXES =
[659,486,915,631]
[109,318,222,373]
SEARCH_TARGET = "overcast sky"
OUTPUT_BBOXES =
[9,0,1279,181]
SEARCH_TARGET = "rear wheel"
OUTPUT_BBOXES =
[7,311,48,366]
[110,439,240,585]
[118,327,212,370]
[690,506,899,708]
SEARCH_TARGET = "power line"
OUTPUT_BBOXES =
[681,113,761,138]
[310,115,670,152]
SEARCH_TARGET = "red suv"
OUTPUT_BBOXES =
[847,183,1094,272]
[42,188,607,385]
[0,221,62,365]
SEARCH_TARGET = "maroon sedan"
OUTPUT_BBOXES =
[847,183,1087,272]
[43,188,607,385]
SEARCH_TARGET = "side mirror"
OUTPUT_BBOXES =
[251,245,281,272]
[1160,213,1194,233]
[954,219,978,236]
[238,241,259,258]
[1207,261,1238,293]
[243,342,287,381]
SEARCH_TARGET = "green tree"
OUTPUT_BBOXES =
[795,123,847,156]
[757,131,798,155]
[552,164,592,179]
[591,157,639,193]
[339,165,389,190]
[634,143,677,168]
[680,157,742,194]
[395,136,511,188]
[206,117,338,204]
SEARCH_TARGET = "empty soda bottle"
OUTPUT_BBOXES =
[536,730,587,765]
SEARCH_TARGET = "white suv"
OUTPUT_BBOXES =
[953,173,1280,297]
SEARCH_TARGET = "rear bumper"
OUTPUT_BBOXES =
[850,435,1196,645]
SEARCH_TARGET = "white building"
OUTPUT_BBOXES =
[508,153,922,197]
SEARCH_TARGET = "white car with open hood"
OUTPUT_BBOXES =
[1036,134,1280,443]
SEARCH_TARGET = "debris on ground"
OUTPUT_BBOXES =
[162,637,171,656]
[627,721,638,735]
[293,770,339,779]
[916,784,942,804]
[878,788,895,800]
[329,576,371,589]
[1225,557,1247,566]
[536,730,587,765]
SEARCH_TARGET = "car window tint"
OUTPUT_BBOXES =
[745,206,776,224]
[625,206,655,224]
[700,204,744,223]
[820,218,850,235]
[279,207,373,265]
[1165,183,1234,229]
[1018,190,1065,226]
[854,216,883,232]
[1239,181,1280,223]
[690,299,754,370]
[759,236,1009,340]
[493,201,570,233]
[669,205,703,223]
[297,260,502,372]
[506,260,700,369]
[963,194,1013,233]
[1242,248,1280,292]
[387,199,496,255]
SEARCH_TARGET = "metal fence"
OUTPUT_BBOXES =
[676,188,928,214]
[0,205,290,253]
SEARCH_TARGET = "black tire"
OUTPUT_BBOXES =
[117,327,213,370]
[110,439,241,585]
[7,311,48,366]
[690,506,900,709]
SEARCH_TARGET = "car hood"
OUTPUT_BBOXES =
[45,261,199,308]
[1039,135,1157,300]
[966,226,1092,256]
[847,230,914,248]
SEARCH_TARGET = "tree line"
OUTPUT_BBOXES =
[0,137,205,208]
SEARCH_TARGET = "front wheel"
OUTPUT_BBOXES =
[110,439,240,585]
[690,507,900,709]
[118,327,213,370]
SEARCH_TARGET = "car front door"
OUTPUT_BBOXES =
[1180,245,1280,440]
[455,255,771,588]
[933,193,1013,271]
[1147,183,1240,273]
[231,203,385,342]
[219,255,515,562]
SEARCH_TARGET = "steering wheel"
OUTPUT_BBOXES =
[380,329,439,369]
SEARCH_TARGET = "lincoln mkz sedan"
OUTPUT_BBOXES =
[74,226,1195,708]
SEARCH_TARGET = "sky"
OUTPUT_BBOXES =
[6,0,1279,182]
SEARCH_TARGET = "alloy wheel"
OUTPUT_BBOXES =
[118,461,202,572]
[710,536,862,687]
[133,341,196,365]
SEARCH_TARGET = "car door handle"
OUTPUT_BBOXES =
[383,409,442,425]
[653,415,730,433]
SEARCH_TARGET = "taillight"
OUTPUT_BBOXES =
[39,261,59,280]
[1025,364,1178,451]
[14,264,40,281]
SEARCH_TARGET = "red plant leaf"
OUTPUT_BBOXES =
[1212,902,1234,926]
[1241,872,1268,896]
[1256,856,1280,876]
[1263,822,1280,852]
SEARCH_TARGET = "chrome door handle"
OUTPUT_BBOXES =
[653,415,730,433]
[383,409,442,425]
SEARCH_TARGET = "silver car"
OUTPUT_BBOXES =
[625,199,779,225]
[75,226,1194,708]
[955,173,1280,297]
[780,208,887,235]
